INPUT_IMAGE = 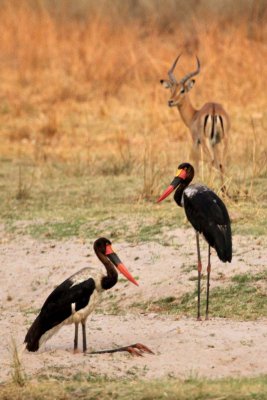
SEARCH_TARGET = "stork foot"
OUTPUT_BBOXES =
[87,343,154,357]
[124,343,154,357]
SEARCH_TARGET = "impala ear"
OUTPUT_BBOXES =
[160,79,172,89]
[184,79,195,92]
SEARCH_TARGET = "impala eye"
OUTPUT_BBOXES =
[180,88,185,94]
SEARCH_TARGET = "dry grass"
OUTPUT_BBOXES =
[0,1,265,243]
[0,1,265,248]
[1,375,267,400]
[9,338,26,387]
[0,0,266,197]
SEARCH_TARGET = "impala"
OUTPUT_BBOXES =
[160,55,230,189]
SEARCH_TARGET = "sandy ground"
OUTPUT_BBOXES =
[0,227,266,383]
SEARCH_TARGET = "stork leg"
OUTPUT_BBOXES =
[206,246,211,320]
[196,232,202,321]
[73,322,79,353]
[82,321,87,353]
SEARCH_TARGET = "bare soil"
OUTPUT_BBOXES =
[0,227,266,383]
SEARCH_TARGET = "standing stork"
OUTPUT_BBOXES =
[25,238,152,356]
[157,163,232,320]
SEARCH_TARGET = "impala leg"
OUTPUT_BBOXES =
[206,246,211,320]
[218,163,226,194]
[213,143,226,194]
[190,141,200,176]
[82,321,87,353]
[73,322,79,352]
[196,232,202,321]
[221,138,228,193]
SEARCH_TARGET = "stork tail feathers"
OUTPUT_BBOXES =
[216,234,232,263]
[202,223,232,263]
[213,225,232,263]
[24,315,42,352]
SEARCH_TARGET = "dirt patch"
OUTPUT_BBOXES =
[0,229,266,383]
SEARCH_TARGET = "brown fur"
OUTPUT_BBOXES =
[161,60,230,188]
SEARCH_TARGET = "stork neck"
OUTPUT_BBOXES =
[177,95,197,128]
[96,251,118,290]
[174,183,188,207]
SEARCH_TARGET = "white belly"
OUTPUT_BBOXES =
[39,278,103,348]
[70,289,101,324]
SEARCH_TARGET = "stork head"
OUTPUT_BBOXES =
[94,238,138,286]
[157,163,194,203]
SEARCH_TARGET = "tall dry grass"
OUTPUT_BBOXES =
[9,337,26,387]
[0,0,266,194]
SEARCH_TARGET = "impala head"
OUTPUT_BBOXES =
[160,55,200,107]
[94,237,138,286]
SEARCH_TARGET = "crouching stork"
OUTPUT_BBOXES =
[157,163,232,320]
[24,237,153,356]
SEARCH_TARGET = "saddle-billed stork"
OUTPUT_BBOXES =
[157,163,232,320]
[25,237,153,356]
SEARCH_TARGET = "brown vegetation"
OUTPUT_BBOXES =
[0,0,266,194]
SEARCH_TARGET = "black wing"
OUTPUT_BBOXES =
[183,186,232,262]
[25,276,95,351]
[40,277,96,327]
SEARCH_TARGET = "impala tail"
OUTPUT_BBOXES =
[203,105,225,146]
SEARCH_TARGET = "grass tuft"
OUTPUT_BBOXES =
[0,375,267,400]
[133,272,267,320]
[9,338,26,387]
